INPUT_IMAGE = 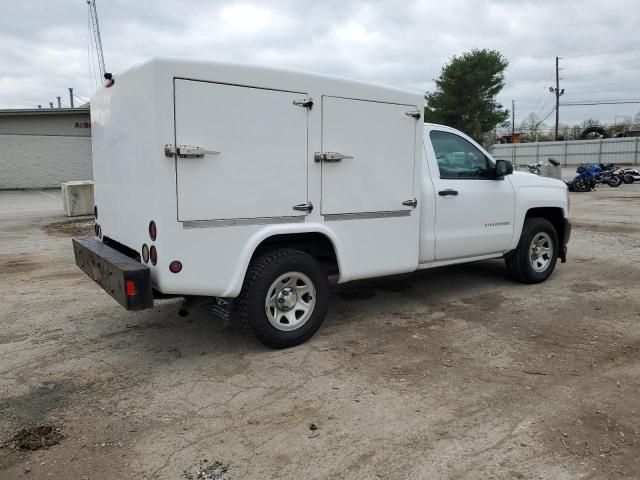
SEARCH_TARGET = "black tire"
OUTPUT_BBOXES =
[235,248,329,349]
[505,217,559,284]
[574,178,591,192]
[606,176,622,187]
[623,174,635,184]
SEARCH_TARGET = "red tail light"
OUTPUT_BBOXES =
[126,280,137,297]
[150,245,157,265]
[169,261,182,273]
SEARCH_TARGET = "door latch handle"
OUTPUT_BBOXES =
[314,152,354,163]
[405,110,421,119]
[402,198,418,208]
[293,97,314,109]
[165,144,220,158]
[292,202,313,213]
[438,189,459,196]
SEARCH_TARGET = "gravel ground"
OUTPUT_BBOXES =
[1,184,639,479]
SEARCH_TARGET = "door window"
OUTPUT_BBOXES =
[429,130,492,179]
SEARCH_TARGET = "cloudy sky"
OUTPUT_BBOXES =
[1,0,639,129]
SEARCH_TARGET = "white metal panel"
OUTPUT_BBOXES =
[174,79,308,221]
[320,96,416,215]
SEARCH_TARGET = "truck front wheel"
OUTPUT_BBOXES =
[505,217,559,284]
[236,248,329,348]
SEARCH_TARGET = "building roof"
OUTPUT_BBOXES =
[0,107,90,117]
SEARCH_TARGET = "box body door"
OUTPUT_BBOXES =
[174,79,308,221]
[320,96,416,215]
[319,96,421,280]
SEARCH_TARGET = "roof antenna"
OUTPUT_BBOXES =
[87,0,112,84]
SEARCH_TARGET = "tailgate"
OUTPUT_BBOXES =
[72,237,153,311]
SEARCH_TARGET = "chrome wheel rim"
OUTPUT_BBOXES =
[529,232,553,273]
[265,272,316,331]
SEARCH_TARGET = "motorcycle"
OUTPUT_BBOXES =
[566,164,601,192]
[621,167,640,184]
[596,164,622,187]
[526,158,560,176]
[526,163,541,175]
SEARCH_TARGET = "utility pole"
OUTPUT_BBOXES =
[555,56,559,140]
[549,57,565,140]
[511,100,515,137]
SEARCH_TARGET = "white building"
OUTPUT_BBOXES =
[0,107,92,189]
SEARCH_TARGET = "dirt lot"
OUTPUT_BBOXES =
[1,185,639,479]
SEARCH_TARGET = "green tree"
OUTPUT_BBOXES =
[424,49,509,141]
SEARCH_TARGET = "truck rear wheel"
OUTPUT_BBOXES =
[236,248,329,348]
[505,217,559,284]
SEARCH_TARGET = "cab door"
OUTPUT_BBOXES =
[425,127,515,260]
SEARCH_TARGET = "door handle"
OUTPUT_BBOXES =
[314,152,354,163]
[402,198,418,208]
[438,189,458,196]
[292,202,313,213]
[165,144,220,158]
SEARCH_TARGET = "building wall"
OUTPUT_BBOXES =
[0,112,91,137]
[0,134,92,189]
[0,109,93,189]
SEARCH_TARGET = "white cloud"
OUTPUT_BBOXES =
[0,0,639,126]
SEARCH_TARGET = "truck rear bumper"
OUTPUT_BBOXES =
[72,236,154,310]
[560,219,571,263]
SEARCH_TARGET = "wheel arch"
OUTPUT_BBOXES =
[224,225,342,298]
[524,207,566,246]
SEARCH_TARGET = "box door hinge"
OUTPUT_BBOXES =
[292,202,313,213]
[405,110,421,119]
[293,97,313,109]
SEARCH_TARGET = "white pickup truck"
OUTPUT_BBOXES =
[73,59,570,348]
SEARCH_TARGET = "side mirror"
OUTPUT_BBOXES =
[495,159,513,178]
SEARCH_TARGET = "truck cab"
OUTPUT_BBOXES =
[74,58,570,348]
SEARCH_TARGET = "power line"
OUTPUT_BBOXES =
[535,96,555,120]
[562,101,640,106]
[563,87,640,96]
[86,8,99,92]
[74,93,90,103]
[561,46,640,59]
[87,0,106,79]
[561,59,640,70]
[529,71,555,114]
[562,66,640,80]
[539,106,556,123]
